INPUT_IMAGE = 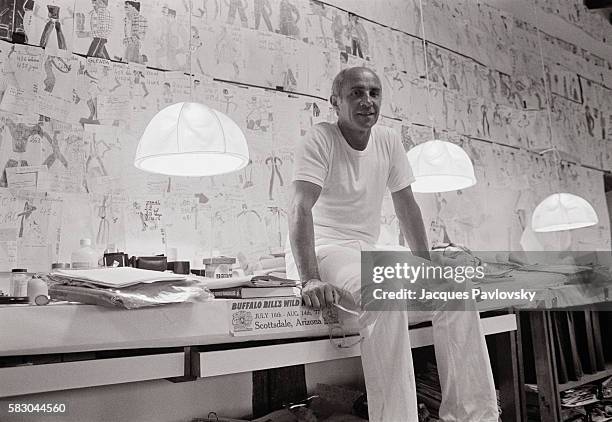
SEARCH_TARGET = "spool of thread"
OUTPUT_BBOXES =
[27,277,49,305]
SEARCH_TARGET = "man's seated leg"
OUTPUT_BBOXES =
[405,254,499,422]
[316,242,420,422]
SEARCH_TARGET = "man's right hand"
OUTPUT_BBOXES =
[301,278,339,309]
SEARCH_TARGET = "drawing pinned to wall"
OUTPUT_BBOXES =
[12,0,32,43]
[250,0,274,32]
[36,52,79,122]
[0,112,43,186]
[190,21,218,77]
[0,43,42,115]
[92,193,124,248]
[240,154,273,204]
[22,0,74,54]
[72,58,128,128]
[512,18,538,55]
[379,61,407,119]
[277,0,301,39]
[14,192,61,271]
[39,119,85,192]
[305,44,339,97]
[245,92,273,133]
[82,123,123,192]
[445,54,465,94]
[121,1,147,64]
[328,7,348,53]
[186,22,208,76]
[214,23,245,80]
[301,0,332,48]
[0,190,19,270]
[263,204,286,254]
[243,29,280,88]
[296,98,333,137]
[345,13,369,60]
[187,0,220,24]
[0,0,16,41]
[124,196,165,255]
[124,64,163,132]
[73,0,121,60]
[264,154,284,201]
[143,3,190,71]
[580,78,607,151]
[430,84,449,132]
[549,62,581,103]
[235,201,269,258]
[222,0,249,28]
[274,36,306,92]
[472,99,491,140]
[408,71,439,125]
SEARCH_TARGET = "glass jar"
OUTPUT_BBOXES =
[10,268,29,296]
[71,238,98,269]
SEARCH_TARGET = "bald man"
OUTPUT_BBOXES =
[286,67,499,421]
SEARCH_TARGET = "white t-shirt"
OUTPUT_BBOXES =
[291,121,414,246]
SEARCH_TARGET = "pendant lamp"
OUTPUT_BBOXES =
[134,102,249,177]
[406,0,476,193]
[133,5,249,178]
[532,193,599,232]
[407,140,476,193]
[530,5,597,232]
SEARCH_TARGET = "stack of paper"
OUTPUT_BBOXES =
[50,267,187,288]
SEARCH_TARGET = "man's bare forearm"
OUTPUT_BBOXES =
[288,204,320,282]
[394,198,430,261]
[401,208,430,261]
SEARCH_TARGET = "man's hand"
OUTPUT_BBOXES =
[302,279,340,309]
[431,246,480,268]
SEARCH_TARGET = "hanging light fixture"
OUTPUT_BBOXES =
[532,193,599,232]
[134,102,249,177]
[406,0,476,193]
[407,140,476,193]
[530,5,597,232]
[134,6,249,177]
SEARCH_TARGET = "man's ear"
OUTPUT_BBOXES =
[330,94,338,110]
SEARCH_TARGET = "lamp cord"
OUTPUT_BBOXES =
[189,0,193,102]
[417,0,436,141]
[533,2,563,188]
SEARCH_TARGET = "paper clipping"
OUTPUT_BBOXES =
[229,298,339,336]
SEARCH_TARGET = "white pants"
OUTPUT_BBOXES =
[287,241,500,422]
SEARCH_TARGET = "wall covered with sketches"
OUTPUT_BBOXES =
[0,0,610,271]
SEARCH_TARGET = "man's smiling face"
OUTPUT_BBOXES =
[332,68,382,132]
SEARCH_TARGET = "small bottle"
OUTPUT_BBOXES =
[71,238,98,270]
[27,277,49,305]
[10,269,29,296]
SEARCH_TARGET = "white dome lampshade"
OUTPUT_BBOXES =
[406,140,476,193]
[532,193,598,232]
[134,102,249,177]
